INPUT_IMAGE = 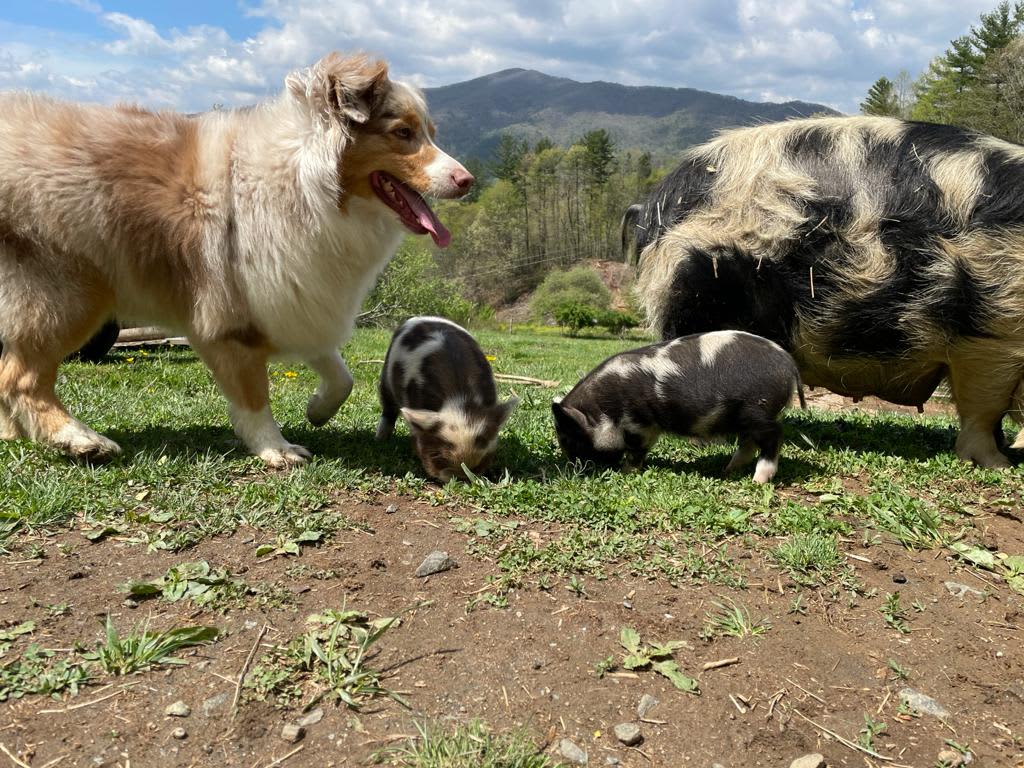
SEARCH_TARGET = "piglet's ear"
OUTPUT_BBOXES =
[287,51,389,126]
[551,401,587,431]
[492,396,520,430]
[400,407,440,432]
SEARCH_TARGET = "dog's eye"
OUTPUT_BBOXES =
[392,126,414,141]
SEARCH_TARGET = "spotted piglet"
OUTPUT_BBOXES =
[377,316,519,482]
[551,330,804,483]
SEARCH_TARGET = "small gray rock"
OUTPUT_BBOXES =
[171,727,187,740]
[559,738,588,765]
[385,504,399,514]
[937,749,964,767]
[122,598,139,609]
[605,757,621,766]
[613,723,642,746]
[637,693,659,719]
[789,755,825,768]
[201,692,230,717]
[295,708,324,727]
[281,723,305,743]
[944,581,985,601]
[415,550,456,577]
[164,700,190,718]
[899,687,950,718]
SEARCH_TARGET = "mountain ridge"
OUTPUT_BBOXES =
[423,68,840,162]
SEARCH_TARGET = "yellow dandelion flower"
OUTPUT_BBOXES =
[284,370,298,379]
[125,357,135,363]
[485,354,496,361]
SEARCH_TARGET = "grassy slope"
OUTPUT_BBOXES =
[1,327,1020,591]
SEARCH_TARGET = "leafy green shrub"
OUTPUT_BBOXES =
[554,303,598,336]
[597,309,640,336]
[530,267,611,323]
[361,243,486,327]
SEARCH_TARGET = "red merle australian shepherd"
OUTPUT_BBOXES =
[0,52,473,466]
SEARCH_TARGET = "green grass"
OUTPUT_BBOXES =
[85,618,219,676]
[1,327,1023,596]
[771,532,844,585]
[245,607,404,710]
[0,618,216,700]
[374,720,561,768]
[700,598,771,640]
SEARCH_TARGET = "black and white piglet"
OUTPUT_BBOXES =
[552,330,804,483]
[377,316,519,482]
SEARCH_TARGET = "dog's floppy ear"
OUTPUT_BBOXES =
[287,52,389,126]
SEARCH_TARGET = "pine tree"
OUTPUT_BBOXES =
[971,1,1024,57]
[490,134,528,186]
[945,36,982,91]
[578,129,615,186]
[860,77,900,116]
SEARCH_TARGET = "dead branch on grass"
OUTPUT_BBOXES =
[232,624,269,719]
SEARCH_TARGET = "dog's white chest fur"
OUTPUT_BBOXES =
[241,197,405,355]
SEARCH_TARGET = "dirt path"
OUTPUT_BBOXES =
[1,494,1022,768]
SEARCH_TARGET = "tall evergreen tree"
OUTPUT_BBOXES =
[860,77,901,116]
[490,134,528,186]
[945,36,982,91]
[578,129,615,186]
[971,1,1024,56]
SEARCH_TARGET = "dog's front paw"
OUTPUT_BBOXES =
[306,393,342,427]
[54,422,122,463]
[259,443,312,468]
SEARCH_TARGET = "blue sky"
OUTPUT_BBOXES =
[0,1,1002,114]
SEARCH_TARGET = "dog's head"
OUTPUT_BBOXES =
[288,52,473,248]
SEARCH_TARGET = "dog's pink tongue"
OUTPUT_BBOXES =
[408,193,451,248]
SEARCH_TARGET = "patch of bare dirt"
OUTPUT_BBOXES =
[1,496,1022,768]
[803,387,956,418]
[586,259,634,312]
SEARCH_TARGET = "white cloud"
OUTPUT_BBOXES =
[0,0,1012,116]
[60,0,102,13]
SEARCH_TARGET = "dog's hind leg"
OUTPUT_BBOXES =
[948,347,1020,468]
[0,342,121,461]
[191,338,311,467]
[1,239,117,458]
[305,350,353,427]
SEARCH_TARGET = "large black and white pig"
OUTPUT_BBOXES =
[377,316,519,482]
[551,330,805,483]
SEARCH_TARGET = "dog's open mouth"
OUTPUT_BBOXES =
[370,171,451,248]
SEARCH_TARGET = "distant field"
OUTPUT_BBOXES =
[1,327,1021,768]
